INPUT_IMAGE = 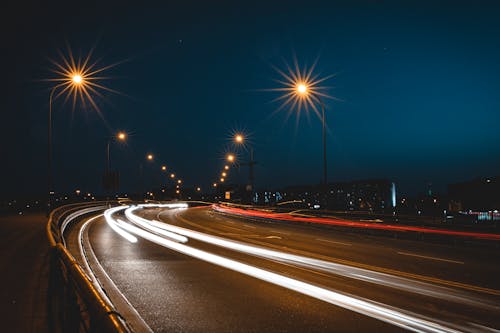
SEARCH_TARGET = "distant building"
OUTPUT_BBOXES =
[253,179,396,212]
[448,177,500,212]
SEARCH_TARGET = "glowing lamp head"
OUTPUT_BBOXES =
[72,74,83,84]
[235,134,244,143]
[220,178,225,182]
[227,154,235,163]
[161,165,167,171]
[117,132,126,141]
[224,165,229,170]
[296,83,307,95]
[170,173,175,178]
[147,154,153,161]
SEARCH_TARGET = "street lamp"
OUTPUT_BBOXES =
[139,153,154,198]
[235,134,244,143]
[294,82,328,186]
[268,59,333,187]
[226,154,235,163]
[170,173,175,179]
[233,132,257,193]
[117,132,126,141]
[106,131,127,172]
[161,165,167,171]
[46,47,120,213]
[47,71,84,213]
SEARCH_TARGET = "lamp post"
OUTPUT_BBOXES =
[295,83,327,186]
[47,74,84,214]
[45,47,121,211]
[106,131,127,172]
[139,153,154,199]
[233,133,257,195]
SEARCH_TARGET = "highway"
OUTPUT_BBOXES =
[65,203,500,332]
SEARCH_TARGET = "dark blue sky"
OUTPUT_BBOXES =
[2,0,500,198]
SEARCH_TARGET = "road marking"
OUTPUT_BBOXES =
[397,252,464,264]
[265,236,282,239]
[316,238,352,246]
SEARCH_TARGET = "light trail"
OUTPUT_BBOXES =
[109,213,466,333]
[124,205,188,243]
[214,205,500,241]
[102,204,498,332]
[103,205,137,243]
[147,216,499,311]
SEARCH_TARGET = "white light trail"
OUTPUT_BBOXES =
[111,216,464,333]
[101,203,496,332]
[124,206,188,243]
[103,205,137,243]
[147,219,498,311]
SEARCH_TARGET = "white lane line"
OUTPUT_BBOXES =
[316,238,352,246]
[397,252,464,265]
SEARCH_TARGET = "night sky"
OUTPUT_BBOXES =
[2,0,500,198]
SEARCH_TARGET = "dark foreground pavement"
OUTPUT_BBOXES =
[0,213,49,333]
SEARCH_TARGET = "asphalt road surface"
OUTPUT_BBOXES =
[73,204,500,332]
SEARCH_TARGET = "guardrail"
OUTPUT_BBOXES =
[46,202,132,333]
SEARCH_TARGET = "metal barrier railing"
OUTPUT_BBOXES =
[47,202,132,333]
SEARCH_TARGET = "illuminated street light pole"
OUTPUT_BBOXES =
[140,153,154,199]
[234,133,257,195]
[47,74,83,213]
[106,131,127,172]
[296,84,327,186]
[45,47,121,211]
